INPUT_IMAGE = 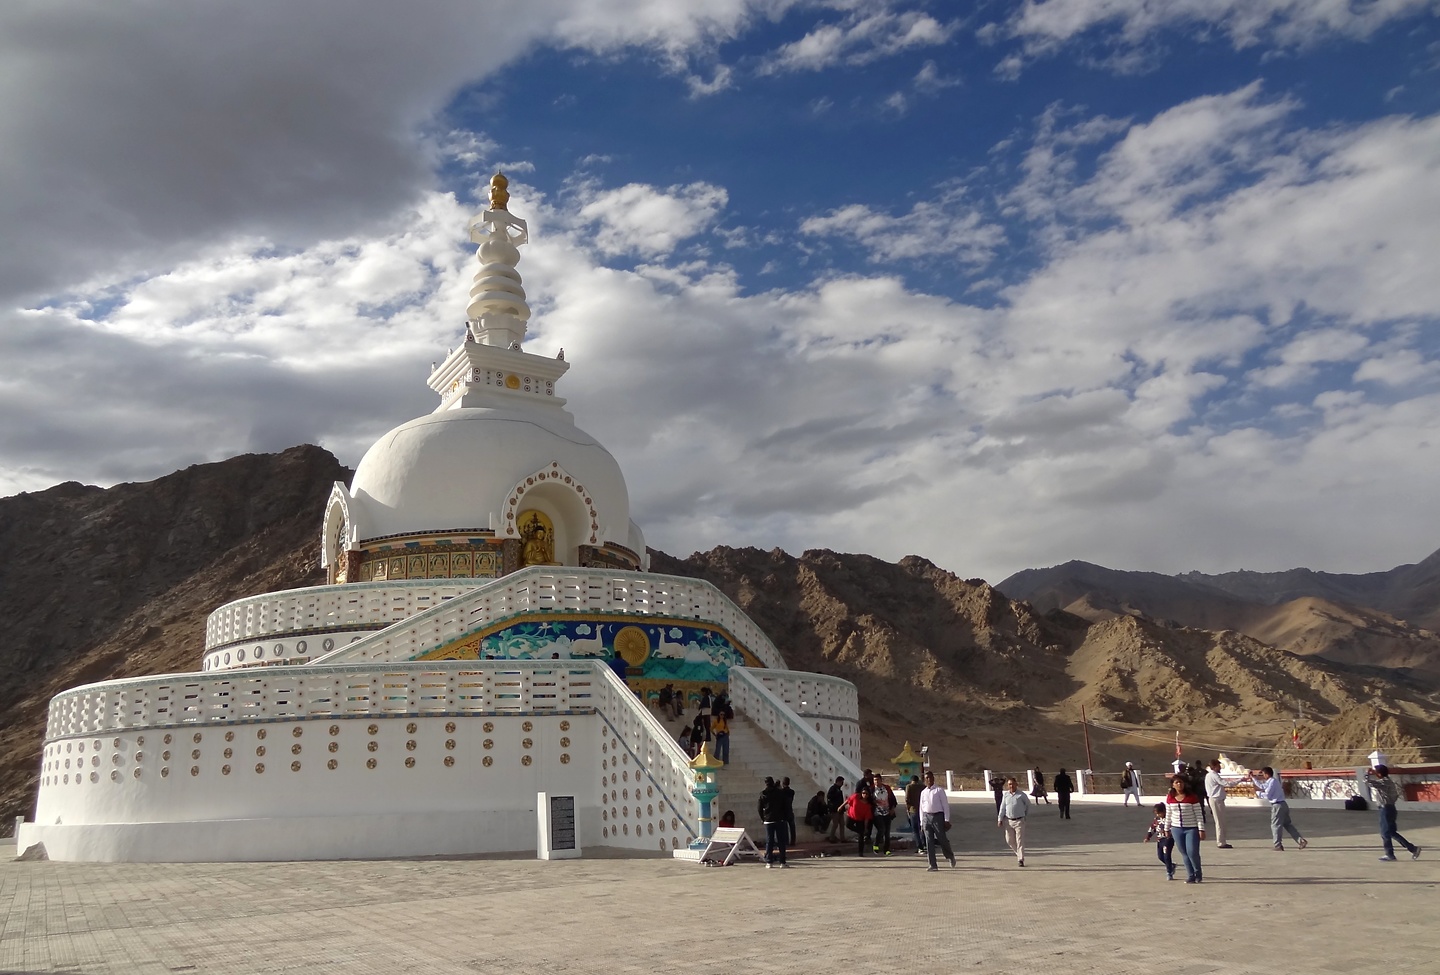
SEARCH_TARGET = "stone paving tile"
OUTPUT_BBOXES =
[3,802,1437,975]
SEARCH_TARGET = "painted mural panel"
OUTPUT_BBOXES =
[413,615,761,688]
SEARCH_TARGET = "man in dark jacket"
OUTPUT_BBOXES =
[905,773,926,854]
[780,776,797,845]
[825,776,846,842]
[759,777,789,867]
[1054,769,1074,819]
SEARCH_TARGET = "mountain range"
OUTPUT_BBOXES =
[1,446,1435,828]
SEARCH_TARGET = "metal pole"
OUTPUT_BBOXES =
[1080,704,1095,772]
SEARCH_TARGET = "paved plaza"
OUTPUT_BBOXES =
[4,801,1437,975]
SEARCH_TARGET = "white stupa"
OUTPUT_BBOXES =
[18,176,862,862]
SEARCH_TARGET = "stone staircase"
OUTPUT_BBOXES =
[650,709,820,835]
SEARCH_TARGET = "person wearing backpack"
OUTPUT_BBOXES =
[871,774,897,855]
[1368,765,1421,861]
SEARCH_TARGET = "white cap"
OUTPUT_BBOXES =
[1125,761,1134,767]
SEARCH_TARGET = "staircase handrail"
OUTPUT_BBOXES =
[305,566,785,669]
[727,666,862,791]
[591,664,699,839]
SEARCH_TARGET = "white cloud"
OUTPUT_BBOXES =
[758,10,957,74]
[1000,0,1438,70]
[572,182,729,257]
[800,192,1005,265]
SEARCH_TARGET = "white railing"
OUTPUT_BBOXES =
[205,580,482,650]
[728,667,863,791]
[591,665,699,843]
[306,567,786,669]
[43,660,606,740]
[739,668,859,723]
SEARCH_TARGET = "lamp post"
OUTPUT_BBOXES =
[688,741,724,849]
[892,741,923,787]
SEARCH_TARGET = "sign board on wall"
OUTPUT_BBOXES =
[537,792,581,860]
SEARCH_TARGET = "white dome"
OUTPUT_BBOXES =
[349,407,630,549]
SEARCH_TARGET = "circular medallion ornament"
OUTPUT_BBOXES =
[222,765,231,776]
[368,725,379,735]
[291,744,301,755]
[255,746,265,757]
[445,722,456,734]
[521,755,532,766]
[255,764,264,774]
[291,761,301,772]
[559,720,570,731]
[256,730,266,741]
[522,721,533,732]
[329,725,339,736]
[367,741,378,752]
[328,742,338,753]
[504,374,520,389]
[560,737,570,748]
[327,759,338,770]
[406,722,417,734]
[560,753,570,764]
[366,759,377,770]
[483,739,493,750]
[444,756,455,767]
[405,757,416,768]
[613,626,651,668]
[161,767,170,778]
[225,731,234,742]
[483,722,494,733]
[483,756,493,767]
[292,727,303,738]
[445,739,456,750]
[193,733,202,744]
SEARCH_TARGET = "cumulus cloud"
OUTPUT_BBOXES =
[0,0,794,309]
[571,182,729,257]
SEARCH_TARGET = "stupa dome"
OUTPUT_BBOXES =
[348,405,631,554]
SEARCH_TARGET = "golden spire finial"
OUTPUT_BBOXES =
[488,172,510,211]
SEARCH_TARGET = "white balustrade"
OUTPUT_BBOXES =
[204,580,480,650]
[728,666,863,791]
[591,665,699,842]
[303,567,786,670]
[43,660,607,740]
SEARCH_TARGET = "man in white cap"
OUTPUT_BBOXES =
[1121,762,1143,807]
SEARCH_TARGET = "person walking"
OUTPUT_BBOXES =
[871,774,897,855]
[825,776,847,843]
[996,777,1031,866]
[844,780,875,857]
[780,776,797,847]
[711,707,731,764]
[1249,767,1307,851]
[905,773,927,856]
[1203,759,1232,848]
[919,770,955,871]
[758,777,789,868]
[990,774,1005,814]
[1143,802,1176,880]
[1054,768,1074,819]
[1368,765,1421,861]
[1121,763,1143,807]
[1030,768,1050,804]
[1166,773,1206,883]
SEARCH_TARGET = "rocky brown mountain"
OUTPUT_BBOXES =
[2,449,1435,829]
[0,445,348,827]
[998,557,1440,673]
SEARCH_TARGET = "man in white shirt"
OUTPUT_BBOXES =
[1250,766,1308,851]
[918,771,956,871]
[1204,759,1233,848]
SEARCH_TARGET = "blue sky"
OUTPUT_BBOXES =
[2,1,1438,583]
